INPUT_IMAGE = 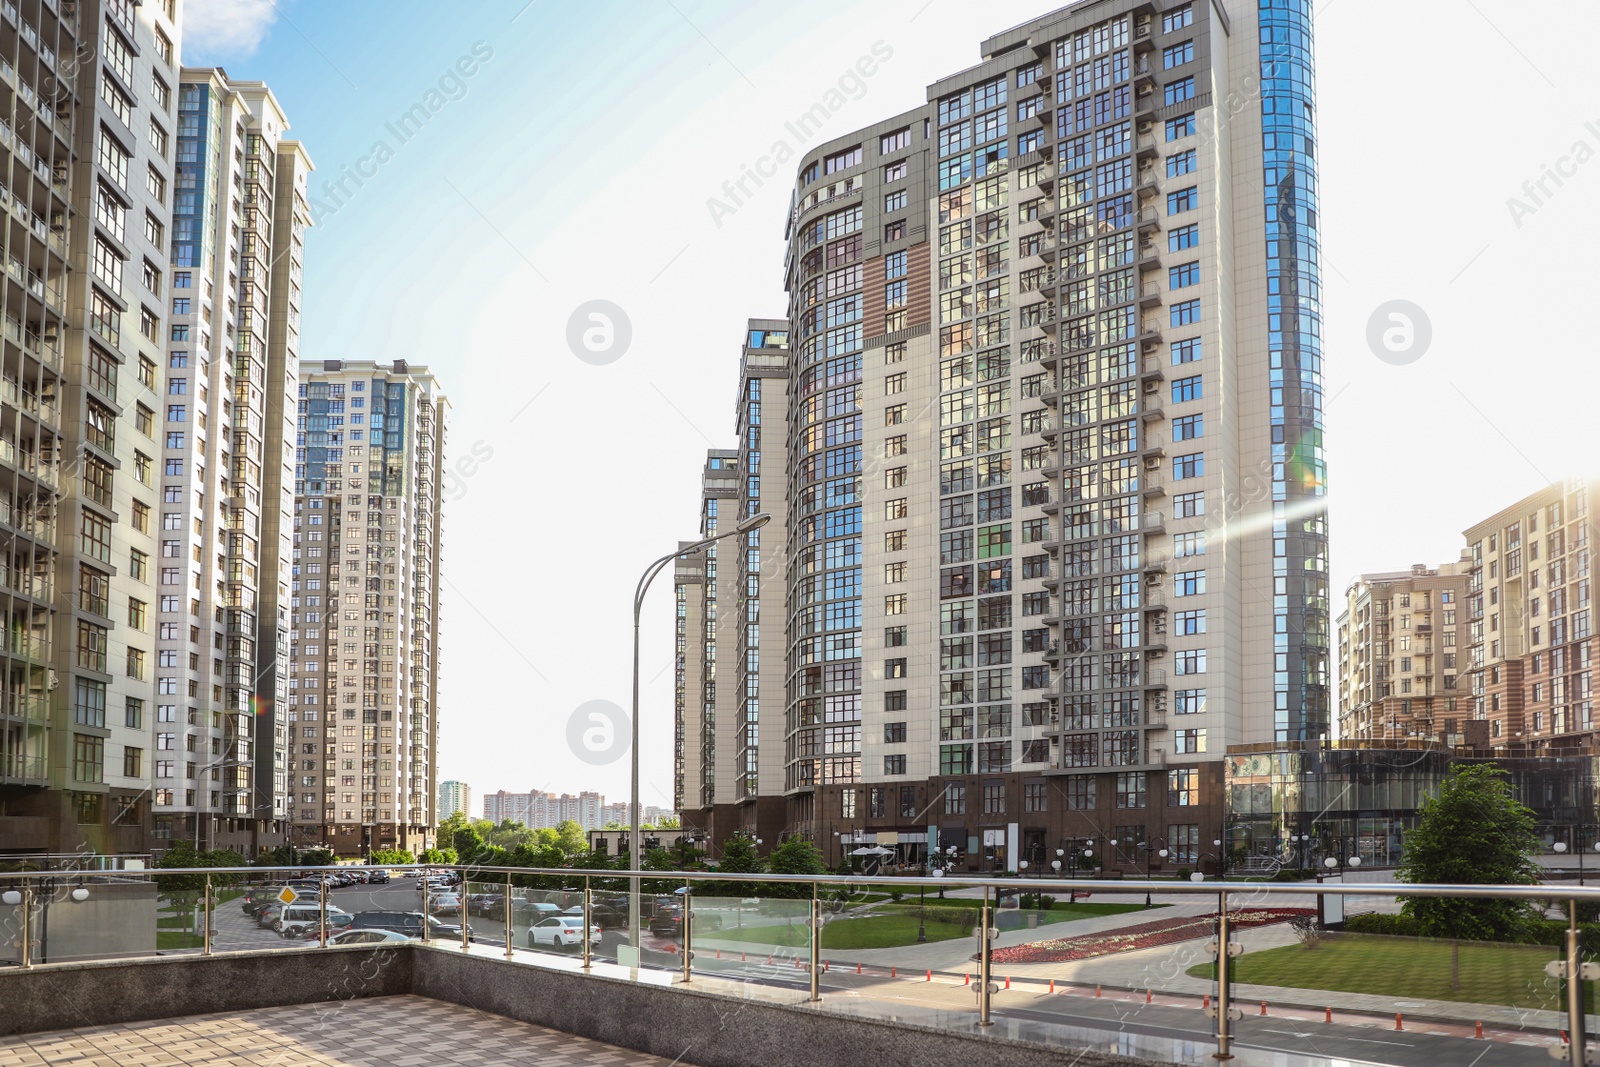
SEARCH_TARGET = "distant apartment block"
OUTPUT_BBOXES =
[1337,561,1474,743]
[479,789,671,830]
[437,779,470,819]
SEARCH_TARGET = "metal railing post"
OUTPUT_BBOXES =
[809,882,822,1003]
[421,868,431,942]
[319,875,328,948]
[1568,905,1585,1067]
[461,870,471,952]
[681,879,692,985]
[202,873,213,956]
[19,883,32,969]
[582,879,593,972]
[1215,889,1233,1061]
[504,873,515,959]
[978,886,993,1026]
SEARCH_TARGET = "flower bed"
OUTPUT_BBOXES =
[989,908,1315,964]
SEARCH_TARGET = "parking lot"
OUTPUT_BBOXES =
[197,874,686,957]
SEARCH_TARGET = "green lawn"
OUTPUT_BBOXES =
[156,931,204,950]
[708,913,974,950]
[1186,934,1576,1011]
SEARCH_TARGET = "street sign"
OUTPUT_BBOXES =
[277,887,298,905]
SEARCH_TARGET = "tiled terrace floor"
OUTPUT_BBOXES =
[0,994,675,1067]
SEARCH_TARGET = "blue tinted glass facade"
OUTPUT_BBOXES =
[1259,0,1330,742]
[173,84,210,271]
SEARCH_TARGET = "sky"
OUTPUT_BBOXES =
[183,0,1600,814]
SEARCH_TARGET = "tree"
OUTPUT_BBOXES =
[1398,763,1541,941]
[766,837,826,899]
[369,849,413,866]
[419,847,458,865]
[657,814,681,829]
[554,819,588,856]
[709,833,764,898]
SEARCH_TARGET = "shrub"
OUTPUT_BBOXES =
[1176,867,1192,881]
[1341,912,1421,937]
[1038,894,1056,910]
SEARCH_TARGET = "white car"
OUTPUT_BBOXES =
[527,915,601,949]
[327,928,415,945]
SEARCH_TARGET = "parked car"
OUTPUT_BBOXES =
[647,904,722,939]
[428,892,462,915]
[276,904,353,938]
[561,901,626,928]
[325,928,414,945]
[527,916,600,949]
[367,870,391,885]
[349,910,472,941]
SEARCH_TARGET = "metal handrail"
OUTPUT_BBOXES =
[6,861,1600,901]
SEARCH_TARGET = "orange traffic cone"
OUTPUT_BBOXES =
[1475,1020,1484,1039]
[715,949,721,959]
[856,962,862,974]
[1203,994,1210,1009]
[1259,1000,1267,1016]
[965,973,970,986]
[1005,976,1011,989]
[926,969,932,982]
[891,966,897,978]
[1395,1014,1404,1031]
[1095,984,1102,998]
[1049,978,1055,994]
[1324,1007,1332,1024]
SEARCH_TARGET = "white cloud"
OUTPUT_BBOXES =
[183,0,278,58]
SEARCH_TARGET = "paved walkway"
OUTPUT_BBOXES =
[0,994,676,1067]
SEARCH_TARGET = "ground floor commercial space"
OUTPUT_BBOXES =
[685,741,1600,875]
[1224,740,1600,869]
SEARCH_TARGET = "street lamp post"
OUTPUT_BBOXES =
[1139,838,1168,908]
[1289,833,1310,873]
[1214,837,1225,881]
[194,756,253,852]
[629,513,769,959]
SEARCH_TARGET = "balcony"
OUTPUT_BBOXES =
[1141,354,1167,383]
[1135,91,1158,119]
[1138,282,1162,309]
[1137,242,1162,271]
[1137,207,1161,236]
[1141,432,1166,459]
[1139,319,1164,348]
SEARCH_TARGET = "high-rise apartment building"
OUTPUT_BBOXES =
[1465,480,1595,753]
[0,0,185,855]
[681,324,790,844]
[143,69,311,853]
[1337,561,1473,743]
[679,0,1329,872]
[437,779,469,819]
[288,359,445,858]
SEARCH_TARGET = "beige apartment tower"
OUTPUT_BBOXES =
[288,360,445,858]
